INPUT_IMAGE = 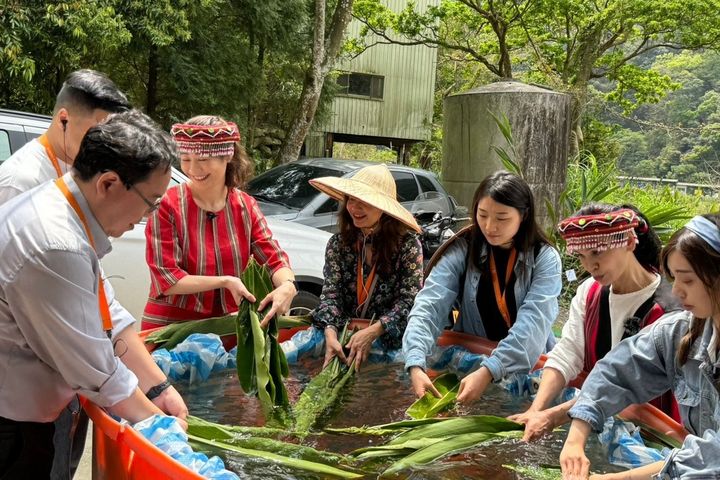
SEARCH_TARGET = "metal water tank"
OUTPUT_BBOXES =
[442,80,572,226]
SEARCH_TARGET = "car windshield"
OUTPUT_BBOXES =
[246,163,344,209]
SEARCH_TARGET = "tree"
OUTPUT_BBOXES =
[277,0,355,165]
[353,0,720,156]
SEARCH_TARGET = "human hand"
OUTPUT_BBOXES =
[409,366,441,399]
[456,367,491,404]
[345,323,382,372]
[151,386,188,423]
[560,439,591,479]
[508,409,555,442]
[323,327,347,368]
[258,280,297,327]
[221,276,256,306]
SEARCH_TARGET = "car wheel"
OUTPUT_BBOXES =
[289,290,320,315]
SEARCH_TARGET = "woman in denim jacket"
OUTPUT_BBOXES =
[561,213,720,479]
[403,171,561,404]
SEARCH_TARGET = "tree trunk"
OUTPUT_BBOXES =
[276,0,354,165]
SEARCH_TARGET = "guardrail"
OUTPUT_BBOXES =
[618,176,720,197]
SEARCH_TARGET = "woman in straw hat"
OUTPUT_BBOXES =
[309,163,423,371]
[560,213,720,479]
[142,115,298,329]
[509,203,680,443]
[403,171,561,404]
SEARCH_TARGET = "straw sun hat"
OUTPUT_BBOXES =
[309,163,422,233]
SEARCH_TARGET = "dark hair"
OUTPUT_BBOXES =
[54,69,130,114]
[338,197,410,276]
[571,203,661,271]
[181,115,254,190]
[468,170,550,269]
[661,213,720,366]
[73,110,176,187]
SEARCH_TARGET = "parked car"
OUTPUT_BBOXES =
[246,157,462,232]
[0,109,331,320]
[0,108,49,162]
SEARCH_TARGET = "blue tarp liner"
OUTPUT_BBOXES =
[154,331,669,469]
[133,415,239,480]
[152,333,237,382]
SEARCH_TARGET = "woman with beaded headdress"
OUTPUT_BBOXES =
[141,115,297,329]
[560,213,720,479]
[510,203,681,442]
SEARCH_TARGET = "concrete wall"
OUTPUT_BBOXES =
[442,80,572,224]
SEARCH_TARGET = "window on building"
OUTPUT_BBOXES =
[337,73,384,100]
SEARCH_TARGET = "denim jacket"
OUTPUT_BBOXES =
[569,311,720,478]
[402,237,561,381]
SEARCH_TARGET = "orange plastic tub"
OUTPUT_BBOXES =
[84,322,687,479]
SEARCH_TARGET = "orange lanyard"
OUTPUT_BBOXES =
[55,177,113,339]
[356,243,377,310]
[38,134,64,178]
[489,248,517,329]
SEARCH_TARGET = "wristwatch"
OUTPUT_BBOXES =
[146,379,172,400]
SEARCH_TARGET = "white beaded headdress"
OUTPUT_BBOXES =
[171,122,240,157]
[558,208,641,254]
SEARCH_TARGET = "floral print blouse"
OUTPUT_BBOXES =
[312,231,423,350]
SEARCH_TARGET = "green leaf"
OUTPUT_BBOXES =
[381,430,522,476]
[503,464,562,480]
[188,434,363,479]
[145,314,236,349]
[293,323,356,434]
[388,415,522,446]
[406,373,459,419]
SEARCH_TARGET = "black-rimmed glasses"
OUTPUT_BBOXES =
[130,184,162,213]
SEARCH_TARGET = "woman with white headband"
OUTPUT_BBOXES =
[561,213,720,479]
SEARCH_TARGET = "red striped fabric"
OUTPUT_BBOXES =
[142,184,290,326]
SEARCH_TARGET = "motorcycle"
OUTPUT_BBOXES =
[414,210,470,266]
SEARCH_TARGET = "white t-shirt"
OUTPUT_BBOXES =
[545,274,662,383]
[0,138,72,204]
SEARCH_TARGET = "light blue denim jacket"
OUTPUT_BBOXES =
[569,311,720,478]
[402,237,561,381]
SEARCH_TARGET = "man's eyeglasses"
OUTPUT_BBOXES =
[130,184,162,214]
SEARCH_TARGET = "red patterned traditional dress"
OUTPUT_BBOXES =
[142,183,290,329]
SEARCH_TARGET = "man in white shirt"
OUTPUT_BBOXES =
[0,69,188,479]
[0,110,186,478]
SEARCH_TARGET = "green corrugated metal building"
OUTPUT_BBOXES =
[305,0,439,161]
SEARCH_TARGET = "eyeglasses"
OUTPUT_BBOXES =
[130,184,162,214]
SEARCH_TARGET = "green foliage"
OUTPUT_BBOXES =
[292,323,357,434]
[406,373,459,419]
[347,415,523,476]
[489,110,523,176]
[187,433,363,478]
[503,464,562,480]
[235,258,291,426]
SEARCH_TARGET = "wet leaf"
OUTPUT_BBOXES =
[406,373,459,419]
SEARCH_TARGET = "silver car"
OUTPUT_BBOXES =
[246,157,460,232]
